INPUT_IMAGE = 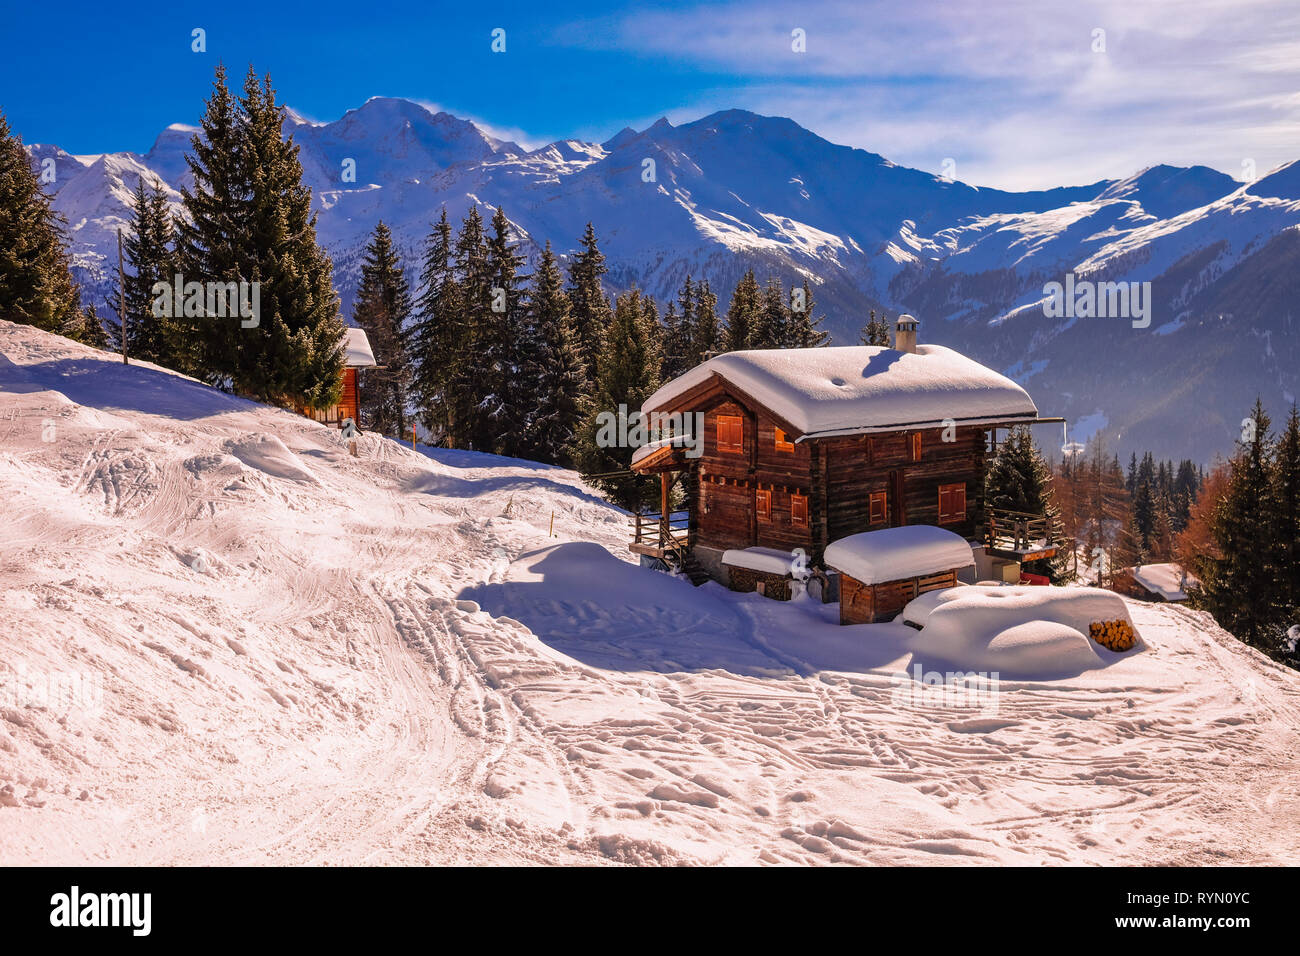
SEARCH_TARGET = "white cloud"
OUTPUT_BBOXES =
[555,0,1300,189]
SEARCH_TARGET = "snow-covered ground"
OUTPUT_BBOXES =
[2,320,1298,865]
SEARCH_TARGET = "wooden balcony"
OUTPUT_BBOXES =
[984,507,1059,561]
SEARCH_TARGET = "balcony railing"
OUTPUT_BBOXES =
[985,507,1059,556]
[632,510,691,559]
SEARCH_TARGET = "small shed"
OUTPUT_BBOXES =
[721,547,800,600]
[300,327,377,428]
[824,525,975,625]
[1112,563,1197,603]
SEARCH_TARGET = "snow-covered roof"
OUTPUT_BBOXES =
[721,547,797,576]
[640,345,1038,439]
[823,525,975,585]
[343,327,377,368]
[1129,563,1197,601]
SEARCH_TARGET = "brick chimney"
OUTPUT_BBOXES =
[893,314,919,353]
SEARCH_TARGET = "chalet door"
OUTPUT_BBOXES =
[889,469,906,526]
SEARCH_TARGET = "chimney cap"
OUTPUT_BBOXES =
[896,313,919,329]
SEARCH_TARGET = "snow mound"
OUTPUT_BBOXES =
[902,585,1139,678]
[222,434,318,485]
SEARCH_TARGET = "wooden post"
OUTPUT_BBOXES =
[411,424,417,450]
[117,228,128,364]
[549,511,555,537]
[660,472,670,548]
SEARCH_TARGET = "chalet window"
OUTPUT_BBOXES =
[911,433,922,462]
[869,490,887,525]
[791,492,808,527]
[756,488,772,522]
[938,483,967,524]
[716,414,743,454]
[775,428,794,453]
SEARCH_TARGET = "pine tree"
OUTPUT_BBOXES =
[352,221,413,437]
[1200,400,1280,650]
[723,269,761,352]
[860,309,891,347]
[574,288,661,510]
[788,278,829,348]
[567,222,612,383]
[107,177,178,366]
[0,108,88,338]
[521,241,585,466]
[78,303,109,349]
[408,208,460,442]
[750,276,789,349]
[689,280,720,363]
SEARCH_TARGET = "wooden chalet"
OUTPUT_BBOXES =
[300,327,376,428]
[630,316,1061,590]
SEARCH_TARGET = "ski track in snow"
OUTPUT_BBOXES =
[1,320,1298,866]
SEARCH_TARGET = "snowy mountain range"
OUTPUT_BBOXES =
[26,97,1300,463]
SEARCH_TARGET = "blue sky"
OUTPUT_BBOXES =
[4,0,1298,189]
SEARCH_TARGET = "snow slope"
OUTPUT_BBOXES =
[2,321,1298,865]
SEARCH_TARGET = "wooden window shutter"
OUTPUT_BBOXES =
[717,414,743,453]
[775,428,794,453]
[756,488,772,521]
[869,490,887,524]
[938,482,966,524]
[791,492,808,527]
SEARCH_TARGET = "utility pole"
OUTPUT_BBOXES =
[117,228,128,364]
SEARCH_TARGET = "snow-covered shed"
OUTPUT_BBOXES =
[823,525,976,625]
[1112,563,1198,603]
[301,327,377,428]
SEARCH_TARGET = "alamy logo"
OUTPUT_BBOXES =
[1042,273,1151,328]
[50,886,151,936]
[151,274,260,328]
[594,405,705,459]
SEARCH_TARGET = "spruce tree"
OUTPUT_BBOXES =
[574,288,662,510]
[660,300,692,380]
[567,222,612,383]
[788,277,829,348]
[0,108,87,338]
[408,208,460,441]
[353,221,413,437]
[751,276,789,349]
[723,269,761,352]
[482,205,529,456]
[860,309,891,347]
[690,280,720,363]
[178,65,344,408]
[986,426,1067,582]
[521,241,584,466]
[1201,400,1279,650]
[451,205,492,449]
[1272,405,1300,628]
[108,177,178,366]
